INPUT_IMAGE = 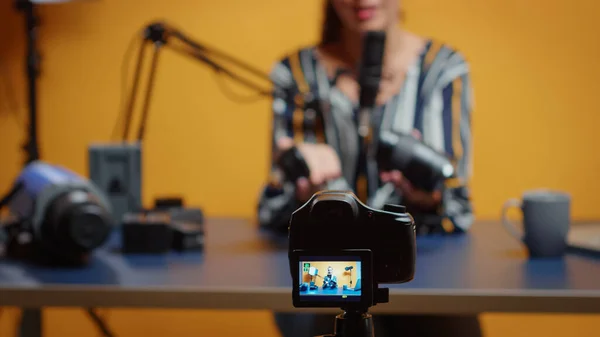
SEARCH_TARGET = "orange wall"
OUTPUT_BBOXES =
[1,0,600,336]
[1,0,600,221]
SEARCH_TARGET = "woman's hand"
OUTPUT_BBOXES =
[276,137,342,202]
[380,170,442,211]
[379,130,442,211]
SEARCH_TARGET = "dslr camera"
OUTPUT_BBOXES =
[288,191,416,311]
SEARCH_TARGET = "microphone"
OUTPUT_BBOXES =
[345,266,354,271]
[357,31,386,138]
[356,31,391,209]
[269,33,387,194]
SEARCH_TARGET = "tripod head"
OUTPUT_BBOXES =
[316,308,374,337]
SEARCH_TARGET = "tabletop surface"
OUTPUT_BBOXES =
[1,218,600,314]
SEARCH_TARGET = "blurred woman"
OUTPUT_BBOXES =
[257,0,478,336]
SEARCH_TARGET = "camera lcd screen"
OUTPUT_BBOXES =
[297,256,362,303]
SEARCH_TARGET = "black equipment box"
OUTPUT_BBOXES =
[121,206,204,254]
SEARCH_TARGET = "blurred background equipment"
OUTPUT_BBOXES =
[88,142,142,223]
[121,202,204,254]
[0,161,114,266]
[117,21,280,143]
[91,21,294,226]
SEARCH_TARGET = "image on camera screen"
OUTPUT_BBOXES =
[298,256,362,302]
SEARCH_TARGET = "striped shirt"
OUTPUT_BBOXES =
[257,40,474,234]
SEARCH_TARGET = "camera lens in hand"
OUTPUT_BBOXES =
[377,131,455,191]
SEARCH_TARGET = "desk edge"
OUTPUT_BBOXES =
[1,286,600,314]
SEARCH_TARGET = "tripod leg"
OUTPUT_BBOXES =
[19,308,42,337]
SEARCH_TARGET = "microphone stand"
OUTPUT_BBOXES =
[121,21,279,142]
[110,21,292,246]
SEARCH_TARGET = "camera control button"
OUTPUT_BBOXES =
[383,204,406,214]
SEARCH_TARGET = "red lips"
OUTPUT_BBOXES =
[355,6,377,21]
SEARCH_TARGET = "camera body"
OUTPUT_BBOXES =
[288,191,416,309]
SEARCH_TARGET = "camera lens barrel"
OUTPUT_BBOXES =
[43,190,113,255]
[377,131,455,191]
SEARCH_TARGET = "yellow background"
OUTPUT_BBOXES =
[1,0,599,336]
[301,261,359,287]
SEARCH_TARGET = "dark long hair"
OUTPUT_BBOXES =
[320,0,342,46]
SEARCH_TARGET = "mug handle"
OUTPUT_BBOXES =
[501,198,524,241]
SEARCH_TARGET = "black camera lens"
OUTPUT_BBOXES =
[45,190,112,254]
[66,204,112,251]
[309,192,359,223]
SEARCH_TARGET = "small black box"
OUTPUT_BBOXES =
[169,207,204,225]
[171,221,204,252]
[154,197,184,209]
[121,212,172,254]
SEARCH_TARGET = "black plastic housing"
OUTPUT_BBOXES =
[288,191,416,286]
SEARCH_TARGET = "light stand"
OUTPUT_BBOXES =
[345,265,354,287]
[12,3,98,336]
[15,0,41,165]
[14,0,95,165]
